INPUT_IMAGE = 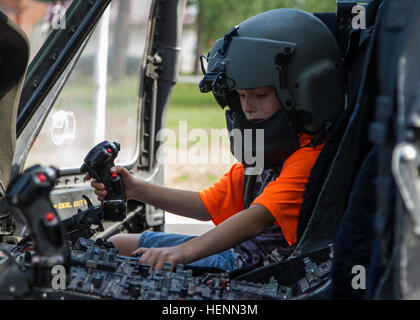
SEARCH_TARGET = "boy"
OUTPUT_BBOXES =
[88,9,344,271]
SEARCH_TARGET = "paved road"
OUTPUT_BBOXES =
[178,75,202,84]
[164,212,214,236]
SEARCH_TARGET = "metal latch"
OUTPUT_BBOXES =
[145,52,162,79]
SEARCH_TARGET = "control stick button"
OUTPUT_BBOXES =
[45,212,55,222]
[37,173,47,183]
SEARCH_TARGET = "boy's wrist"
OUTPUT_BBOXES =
[177,241,198,264]
[126,178,146,201]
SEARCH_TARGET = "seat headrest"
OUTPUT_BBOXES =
[0,11,29,100]
[0,10,29,192]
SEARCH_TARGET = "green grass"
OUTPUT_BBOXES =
[206,173,219,184]
[170,82,213,107]
[59,76,140,113]
[174,173,190,183]
[167,83,226,130]
[57,77,226,129]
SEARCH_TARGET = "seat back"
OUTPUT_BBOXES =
[293,0,383,257]
[0,11,29,192]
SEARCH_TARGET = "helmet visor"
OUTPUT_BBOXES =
[207,37,296,91]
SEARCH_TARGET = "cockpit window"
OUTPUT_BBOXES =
[0,0,74,63]
[24,0,153,170]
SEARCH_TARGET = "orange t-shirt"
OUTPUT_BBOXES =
[198,133,323,245]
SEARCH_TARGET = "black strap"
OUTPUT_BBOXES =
[243,166,282,210]
[336,0,357,57]
[243,174,257,210]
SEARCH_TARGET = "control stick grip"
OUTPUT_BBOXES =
[81,141,127,221]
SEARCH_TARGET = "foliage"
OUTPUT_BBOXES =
[189,0,337,52]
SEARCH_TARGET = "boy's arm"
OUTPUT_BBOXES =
[89,166,211,221]
[133,204,275,270]
[133,180,211,221]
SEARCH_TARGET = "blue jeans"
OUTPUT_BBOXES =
[137,231,239,271]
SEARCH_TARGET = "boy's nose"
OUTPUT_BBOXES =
[241,101,256,114]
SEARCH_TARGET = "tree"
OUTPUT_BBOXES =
[195,0,336,54]
[110,0,131,82]
[191,0,204,75]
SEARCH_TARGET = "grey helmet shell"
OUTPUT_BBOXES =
[203,9,345,132]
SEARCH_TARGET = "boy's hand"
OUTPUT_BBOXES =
[131,246,189,271]
[85,166,136,201]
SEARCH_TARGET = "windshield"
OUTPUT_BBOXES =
[0,0,74,62]
[22,0,153,170]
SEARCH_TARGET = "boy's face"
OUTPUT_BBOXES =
[236,86,284,123]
